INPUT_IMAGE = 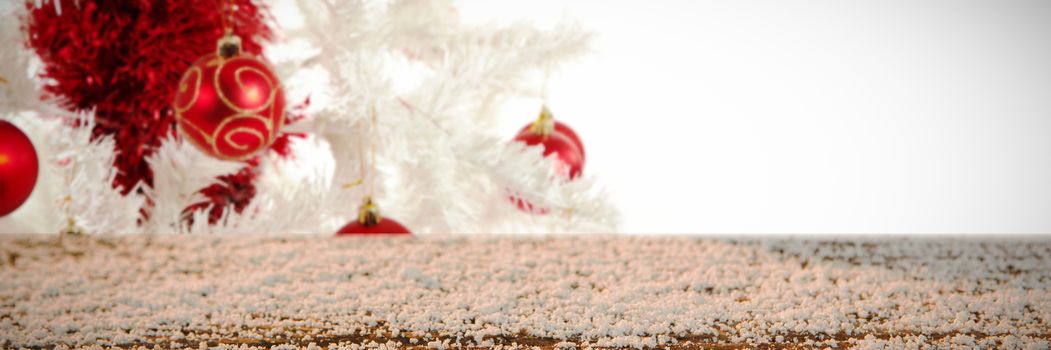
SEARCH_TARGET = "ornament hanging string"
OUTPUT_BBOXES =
[219,0,235,36]
[341,103,380,196]
[216,0,244,58]
[541,68,550,105]
[368,104,378,198]
[342,123,367,190]
[531,68,554,136]
[61,161,82,235]
[346,103,383,226]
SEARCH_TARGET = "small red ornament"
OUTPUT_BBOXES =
[336,197,412,235]
[516,107,584,161]
[513,127,584,180]
[25,0,274,205]
[508,133,579,215]
[513,106,584,179]
[510,106,585,214]
[0,120,39,217]
[173,35,285,161]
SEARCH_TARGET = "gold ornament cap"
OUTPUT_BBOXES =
[358,197,382,226]
[217,32,242,58]
[529,105,555,137]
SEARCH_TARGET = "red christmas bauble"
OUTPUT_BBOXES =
[517,120,584,161]
[0,120,39,217]
[513,130,584,179]
[337,218,412,235]
[336,198,412,235]
[173,51,285,161]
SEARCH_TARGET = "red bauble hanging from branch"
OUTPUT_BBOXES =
[510,106,585,214]
[0,120,39,217]
[173,35,286,160]
[512,106,585,180]
[25,0,274,186]
[336,197,412,235]
[24,0,277,221]
[514,131,584,179]
[516,110,585,162]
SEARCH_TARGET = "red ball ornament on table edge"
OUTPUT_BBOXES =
[0,120,39,217]
[336,197,412,235]
[173,34,286,161]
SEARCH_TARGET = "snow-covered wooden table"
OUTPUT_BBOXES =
[1,235,1048,349]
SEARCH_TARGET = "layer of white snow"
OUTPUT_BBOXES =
[0,235,1048,349]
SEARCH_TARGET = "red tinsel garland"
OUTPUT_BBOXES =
[24,0,293,223]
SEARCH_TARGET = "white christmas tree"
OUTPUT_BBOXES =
[0,0,619,234]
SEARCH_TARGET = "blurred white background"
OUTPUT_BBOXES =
[456,0,1051,233]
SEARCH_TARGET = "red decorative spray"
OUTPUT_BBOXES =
[24,0,299,223]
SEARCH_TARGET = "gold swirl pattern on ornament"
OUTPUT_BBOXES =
[205,56,223,67]
[235,66,276,112]
[173,66,203,113]
[176,116,224,159]
[214,58,277,115]
[173,54,283,161]
[176,112,272,161]
[210,113,272,155]
[223,126,266,151]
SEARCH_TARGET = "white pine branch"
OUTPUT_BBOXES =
[0,113,144,234]
[141,137,245,233]
[282,0,617,233]
[4,0,621,234]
